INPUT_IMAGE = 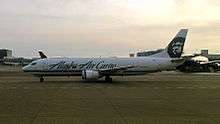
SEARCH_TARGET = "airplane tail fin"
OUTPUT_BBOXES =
[38,51,47,59]
[151,29,188,58]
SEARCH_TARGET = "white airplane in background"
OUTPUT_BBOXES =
[23,29,188,82]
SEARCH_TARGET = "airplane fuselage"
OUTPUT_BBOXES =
[23,57,179,76]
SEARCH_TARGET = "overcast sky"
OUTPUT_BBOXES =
[0,0,220,57]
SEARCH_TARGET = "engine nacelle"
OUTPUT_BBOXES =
[82,70,100,80]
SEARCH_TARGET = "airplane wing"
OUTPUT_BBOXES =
[200,60,220,65]
[182,54,201,59]
[98,65,136,74]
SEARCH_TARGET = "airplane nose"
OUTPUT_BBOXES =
[22,66,29,72]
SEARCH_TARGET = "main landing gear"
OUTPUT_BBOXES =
[40,77,44,82]
[105,76,112,82]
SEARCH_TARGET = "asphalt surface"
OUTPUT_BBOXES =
[0,66,220,124]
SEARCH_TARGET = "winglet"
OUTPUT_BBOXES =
[38,51,47,59]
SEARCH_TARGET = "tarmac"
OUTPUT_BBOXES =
[0,65,220,124]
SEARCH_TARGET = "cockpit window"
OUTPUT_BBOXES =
[31,62,37,66]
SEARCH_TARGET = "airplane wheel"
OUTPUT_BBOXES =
[105,76,112,82]
[209,67,215,73]
[40,77,44,82]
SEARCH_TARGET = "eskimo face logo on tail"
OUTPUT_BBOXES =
[167,37,185,58]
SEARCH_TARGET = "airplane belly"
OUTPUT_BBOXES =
[27,70,82,76]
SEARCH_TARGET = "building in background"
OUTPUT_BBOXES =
[0,49,12,59]
[0,49,36,66]
[137,49,164,57]
[200,50,220,61]
[2,57,36,66]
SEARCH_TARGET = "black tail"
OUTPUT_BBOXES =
[150,29,188,58]
[167,29,188,58]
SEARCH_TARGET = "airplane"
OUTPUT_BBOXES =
[23,29,188,82]
[177,54,220,73]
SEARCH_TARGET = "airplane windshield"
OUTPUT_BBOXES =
[31,62,37,66]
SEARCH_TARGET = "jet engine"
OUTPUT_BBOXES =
[82,70,100,80]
